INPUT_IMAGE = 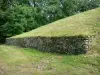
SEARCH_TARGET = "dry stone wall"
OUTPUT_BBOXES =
[6,36,92,54]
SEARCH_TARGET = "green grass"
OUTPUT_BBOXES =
[11,7,100,38]
[0,45,100,75]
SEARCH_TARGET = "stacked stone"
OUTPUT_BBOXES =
[6,36,92,54]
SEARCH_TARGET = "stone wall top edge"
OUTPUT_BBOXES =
[6,35,94,39]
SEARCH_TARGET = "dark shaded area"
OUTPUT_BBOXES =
[6,36,92,55]
[0,37,6,44]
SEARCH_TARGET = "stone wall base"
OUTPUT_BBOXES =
[6,36,92,54]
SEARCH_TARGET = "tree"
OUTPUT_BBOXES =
[4,5,39,36]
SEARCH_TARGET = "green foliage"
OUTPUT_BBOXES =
[77,0,100,12]
[2,5,39,37]
[61,0,78,16]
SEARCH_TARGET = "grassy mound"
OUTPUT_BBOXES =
[11,7,100,38]
[7,7,100,54]
[0,45,100,75]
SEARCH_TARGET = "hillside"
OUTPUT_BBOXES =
[1,8,100,75]
[11,7,100,38]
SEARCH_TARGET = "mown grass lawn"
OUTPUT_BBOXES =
[0,45,100,75]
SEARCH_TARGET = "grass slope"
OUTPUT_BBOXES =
[0,45,100,75]
[12,7,100,38]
